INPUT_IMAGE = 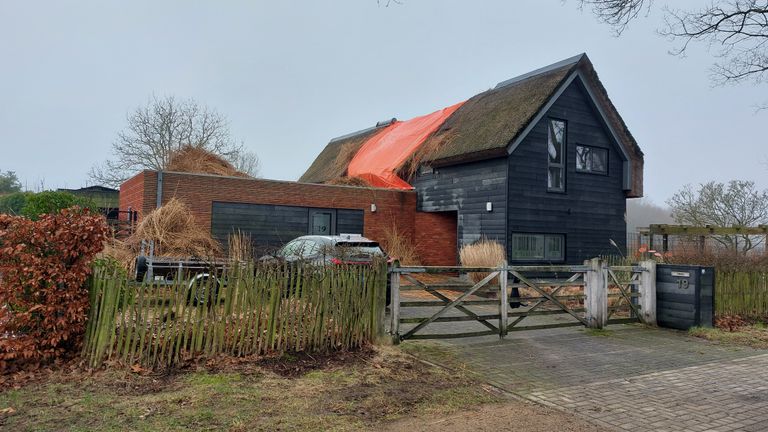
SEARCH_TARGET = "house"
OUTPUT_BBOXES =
[119,53,643,265]
[300,53,643,264]
[59,185,120,219]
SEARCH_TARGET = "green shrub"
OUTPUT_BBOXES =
[21,190,97,220]
[0,191,33,215]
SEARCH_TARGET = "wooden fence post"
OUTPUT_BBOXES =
[639,260,657,326]
[390,261,400,344]
[499,261,508,338]
[584,258,607,329]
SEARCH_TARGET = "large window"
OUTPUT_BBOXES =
[576,145,608,174]
[511,233,565,261]
[547,119,566,192]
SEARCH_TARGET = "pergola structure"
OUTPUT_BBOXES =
[637,224,768,253]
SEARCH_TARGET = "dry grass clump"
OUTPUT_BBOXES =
[166,146,249,178]
[100,238,136,273]
[381,223,420,266]
[460,238,505,283]
[399,129,458,182]
[125,198,221,258]
[228,230,254,263]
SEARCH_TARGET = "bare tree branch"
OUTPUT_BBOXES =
[579,0,652,34]
[89,95,249,188]
[661,1,768,85]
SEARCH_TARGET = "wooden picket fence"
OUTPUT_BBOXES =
[716,270,768,318]
[83,261,387,369]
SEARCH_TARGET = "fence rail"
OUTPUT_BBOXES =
[390,259,657,342]
[84,262,387,369]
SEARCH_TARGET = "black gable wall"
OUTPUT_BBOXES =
[412,158,507,250]
[507,78,627,264]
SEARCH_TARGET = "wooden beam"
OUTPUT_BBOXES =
[584,258,607,329]
[638,260,657,326]
[648,224,768,236]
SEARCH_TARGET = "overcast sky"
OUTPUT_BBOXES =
[1,0,766,204]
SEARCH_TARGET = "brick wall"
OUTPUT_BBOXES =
[120,170,459,266]
[118,171,157,219]
[414,211,458,266]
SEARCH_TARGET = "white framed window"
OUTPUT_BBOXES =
[547,119,566,192]
[576,145,608,175]
[511,233,565,261]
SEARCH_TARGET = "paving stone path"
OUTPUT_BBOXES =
[407,325,768,432]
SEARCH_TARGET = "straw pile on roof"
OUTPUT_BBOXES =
[325,176,371,187]
[166,145,249,178]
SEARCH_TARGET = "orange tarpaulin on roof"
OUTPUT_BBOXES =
[347,101,465,189]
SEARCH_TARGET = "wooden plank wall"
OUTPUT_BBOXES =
[507,80,627,264]
[412,157,507,249]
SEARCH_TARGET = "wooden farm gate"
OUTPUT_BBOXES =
[389,259,657,342]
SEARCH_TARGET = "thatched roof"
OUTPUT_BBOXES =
[415,63,573,165]
[301,54,644,196]
[299,123,390,183]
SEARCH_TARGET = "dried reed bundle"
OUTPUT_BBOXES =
[167,145,249,178]
[126,198,221,258]
[459,238,505,283]
[325,176,371,187]
[381,222,420,266]
[228,230,254,263]
[100,237,136,273]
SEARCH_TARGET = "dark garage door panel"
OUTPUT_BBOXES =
[337,209,365,235]
[211,202,309,250]
[211,202,365,252]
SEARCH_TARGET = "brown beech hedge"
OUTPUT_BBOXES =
[0,208,107,372]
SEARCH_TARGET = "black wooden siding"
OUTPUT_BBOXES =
[211,202,364,253]
[336,209,365,235]
[412,158,507,249]
[507,79,627,264]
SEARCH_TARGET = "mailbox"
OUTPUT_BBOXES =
[656,264,715,330]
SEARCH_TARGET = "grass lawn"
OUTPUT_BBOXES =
[0,346,503,432]
[690,321,768,350]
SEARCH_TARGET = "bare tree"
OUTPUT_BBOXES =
[90,95,253,187]
[667,180,768,252]
[230,148,261,177]
[579,1,768,86]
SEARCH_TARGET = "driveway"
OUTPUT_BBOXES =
[405,325,768,432]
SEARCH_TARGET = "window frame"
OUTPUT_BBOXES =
[546,118,567,193]
[575,144,609,176]
[510,232,566,263]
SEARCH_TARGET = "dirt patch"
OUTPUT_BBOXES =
[383,401,608,432]
[254,347,375,377]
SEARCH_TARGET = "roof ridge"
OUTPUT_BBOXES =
[329,118,396,143]
[494,53,585,90]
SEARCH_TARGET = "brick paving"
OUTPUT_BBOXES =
[406,324,768,431]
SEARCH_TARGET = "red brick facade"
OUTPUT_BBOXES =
[119,170,458,265]
[415,211,458,266]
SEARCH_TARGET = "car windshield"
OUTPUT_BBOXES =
[279,240,305,257]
